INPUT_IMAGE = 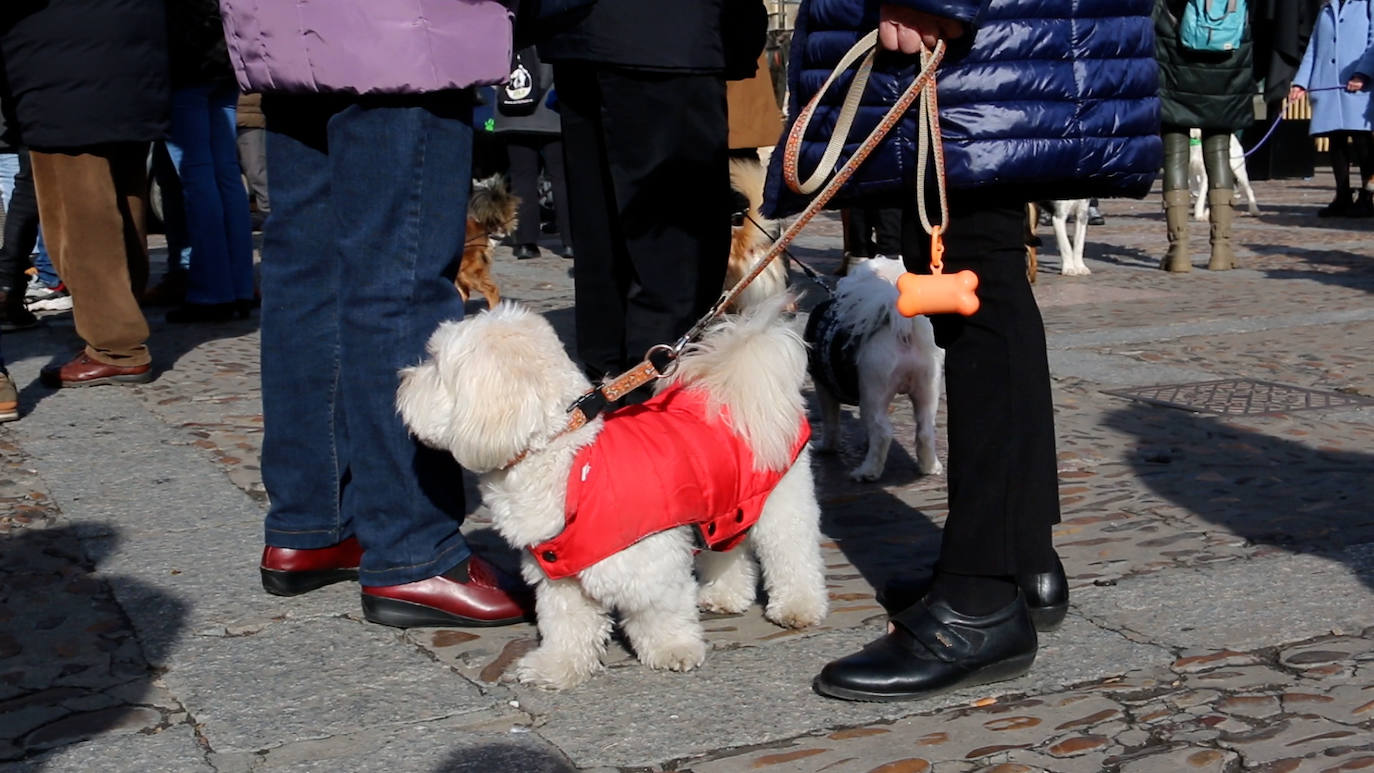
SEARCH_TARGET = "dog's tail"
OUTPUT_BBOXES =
[662,292,807,471]
[833,256,924,344]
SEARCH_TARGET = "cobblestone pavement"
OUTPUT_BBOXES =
[1,176,1371,772]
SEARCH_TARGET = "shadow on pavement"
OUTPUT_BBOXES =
[1102,403,1374,589]
[432,742,577,773]
[1242,242,1374,294]
[0,525,189,766]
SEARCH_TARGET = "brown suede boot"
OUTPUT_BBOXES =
[1160,189,1191,272]
[1207,188,1237,270]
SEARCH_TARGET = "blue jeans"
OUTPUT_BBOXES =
[167,85,254,304]
[260,94,474,587]
[0,153,18,210]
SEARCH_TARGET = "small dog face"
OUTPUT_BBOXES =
[468,174,520,238]
[396,304,588,473]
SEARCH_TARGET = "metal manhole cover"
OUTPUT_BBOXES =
[1104,379,1374,416]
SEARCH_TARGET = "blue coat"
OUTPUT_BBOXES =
[763,0,1163,217]
[1293,0,1374,135]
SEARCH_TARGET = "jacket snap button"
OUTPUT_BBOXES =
[542,550,556,562]
[735,509,745,523]
[707,523,717,536]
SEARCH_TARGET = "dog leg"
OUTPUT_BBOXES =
[849,382,896,482]
[481,282,501,309]
[751,450,828,629]
[812,383,843,454]
[908,386,943,477]
[1069,209,1090,276]
[620,583,707,674]
[513,578,612,690]
[697,546,758,615]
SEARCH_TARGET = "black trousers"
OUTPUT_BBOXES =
[505,135,571,248]
[0,149,40,298]
[555,63,730,383]
[900,194,1060,577]
[844,203,902,257]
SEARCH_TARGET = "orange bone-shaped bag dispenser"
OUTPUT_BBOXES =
[894,225,980,318]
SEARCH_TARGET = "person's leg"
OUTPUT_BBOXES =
[1200,129,1236,270]
[1160,126,1191,272]
[260,95,353,551]
[557,63,630,382]
[815,194,1052,702]
[236,126,271,215]
[539,138,573,256]
[0,153,18,211]
[505,138,544,252]
[31,145,152,368]
[871,206,903,257]
[596,68,730,379]
[905,196,1060,583]
[0,151,40,314]
[327,94,475,587]
[208,86,257,303]
[168,86,236,309]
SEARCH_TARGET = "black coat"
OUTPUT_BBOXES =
[166,0,235,90]
[538,0,763,78]
[1155,0,1257,131]
[0,0,169,150]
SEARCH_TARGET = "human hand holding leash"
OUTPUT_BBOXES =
[1347,74,1369,93]
[878,5,963,53]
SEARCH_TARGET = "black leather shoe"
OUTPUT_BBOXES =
[814,594,1037,702]
[880,557,1069,632]
[512,243,541,260]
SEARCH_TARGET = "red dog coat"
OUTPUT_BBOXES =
[530,385,810,580]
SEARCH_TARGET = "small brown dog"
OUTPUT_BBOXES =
[457,175,520,308]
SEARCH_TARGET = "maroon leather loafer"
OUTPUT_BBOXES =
[361,555,532,628]
[261,536,363,596]
[40,352,152,388]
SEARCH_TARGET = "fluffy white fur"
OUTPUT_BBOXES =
[1046,199,1091,277]
[812,256,945,481]
[1189,130,1260,220]
[396,296,827,689]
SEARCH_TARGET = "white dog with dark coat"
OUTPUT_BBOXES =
[807,256,945,481]
[396,297,827,689]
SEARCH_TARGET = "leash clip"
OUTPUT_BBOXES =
[929,225,945,275]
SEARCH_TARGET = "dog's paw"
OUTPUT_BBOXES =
[918,458,944,476]
[765,595,828,629]
[1061,265,1091,277]
[639,638,707,673]
[513,648,601,690]
[848,463,882,482]
[698,582,754,616]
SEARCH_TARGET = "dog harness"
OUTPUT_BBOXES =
[804,298,863,406]
[530,385,810,581]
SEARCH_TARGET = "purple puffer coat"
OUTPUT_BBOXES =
[218,1,514,94]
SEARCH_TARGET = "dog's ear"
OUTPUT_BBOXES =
[398,308,574,473]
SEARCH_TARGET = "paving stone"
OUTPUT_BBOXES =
[4,724,209,772]
[1073,553,1374,651]
[160,617,510,754]
[1116,745,1240,772]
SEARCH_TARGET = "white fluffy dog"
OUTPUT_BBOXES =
[806,256,944,481]
[1190,130,1260,220]
[396,297,828,689]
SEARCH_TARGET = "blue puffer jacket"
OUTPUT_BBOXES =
[763,0,1163,217]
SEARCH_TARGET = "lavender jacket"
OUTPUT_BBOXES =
[218,1,514,94]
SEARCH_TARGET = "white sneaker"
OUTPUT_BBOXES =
[28,291,72,311]
[24,275,48,301]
